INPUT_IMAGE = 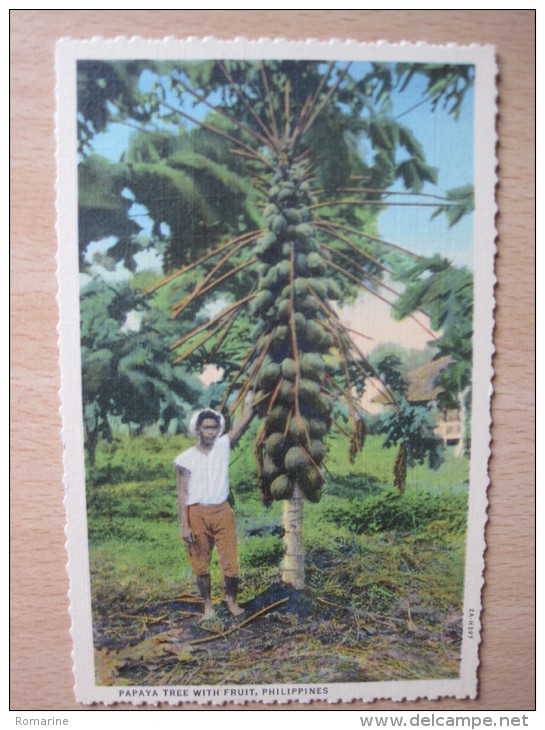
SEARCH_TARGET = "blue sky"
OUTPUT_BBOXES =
[88,61,474,270]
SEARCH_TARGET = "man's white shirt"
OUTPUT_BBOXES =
[174,434,230,505]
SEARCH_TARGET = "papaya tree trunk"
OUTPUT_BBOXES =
[281,482,304,589]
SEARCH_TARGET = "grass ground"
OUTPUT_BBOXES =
[87,432,468,686]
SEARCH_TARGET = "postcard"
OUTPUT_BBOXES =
[56,37,497,705]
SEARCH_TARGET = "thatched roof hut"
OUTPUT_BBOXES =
[373,355,453,406]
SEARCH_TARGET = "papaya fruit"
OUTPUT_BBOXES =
[305,277,328,299]
[306,252,325,275]
[299,465,323,503]
[272,214,287,236]
[295,223,315,240]
[281,357,297,380]
[257,362,281,390]
[262,453,280,481]
[300,352,325,381]
[267,404,289,430]
[288,415,308,444]
[270,473,294,500]
[284,446,310,475]
[263,203,278,220]
[271,325,289,350]
[278,379,294,403]
[309,439,326,464]
[251,289,274,316]
[327,279,342,301]
[298,378,321,403]
[308,417,328,438]
[264,432,284,459]
[284,207,301,224]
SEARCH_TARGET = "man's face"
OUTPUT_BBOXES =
[197,418,221,447]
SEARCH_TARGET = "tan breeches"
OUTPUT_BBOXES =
[186,501,239,578]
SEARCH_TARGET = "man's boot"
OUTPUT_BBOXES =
[224,576,244,617]
[195,574,214,619]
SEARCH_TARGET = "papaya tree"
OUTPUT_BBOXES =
[78,59,474,589]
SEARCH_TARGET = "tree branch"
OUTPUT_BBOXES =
[169,294,255,351]
[143,229,261,296]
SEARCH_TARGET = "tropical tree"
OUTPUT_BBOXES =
[373,354,444,493]
[80,276,202,465]
[393,254,474,455]
[78,59,474,588]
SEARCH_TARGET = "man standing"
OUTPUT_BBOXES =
[174,403,253,619]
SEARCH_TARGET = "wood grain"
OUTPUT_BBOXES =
[10,10,535,710]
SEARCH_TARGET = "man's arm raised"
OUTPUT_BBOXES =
[228,391,255,447]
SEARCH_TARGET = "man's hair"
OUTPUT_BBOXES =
[195,409,222,430]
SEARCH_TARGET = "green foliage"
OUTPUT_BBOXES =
[324,487,467,536]
[76,57,475,590]
[395,63,474,120]
[374,354,409,398]
[393,256,473,407]
[86,430,469,686]
[80,281,201,463]
[378,400,444,471]
[241,535,284,569]
[431,185,475,227]
[77,60,151,153]
[78,155,142,267]
[122,127,260,268]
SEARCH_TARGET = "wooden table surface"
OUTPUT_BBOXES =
[10,10,535,711]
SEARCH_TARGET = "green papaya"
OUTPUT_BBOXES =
[284,446,310,475]
[281,357,297,380]
[309,439,326,464]
[295,253,308,273]
[306,252,325,275]
[278,379,294,403]
[300,352,325,381]
[263,203,278,220]
[277,298,290,321]
[271,325,289,349]
[268,404,289,430]
[284,207,301,224]
[293,278,308,298]
[306,277,328,299]
[308,417,328,438]
[298,378,321,403]
[295,223,315,240]
[278,186,295,203]
[270,474,294,500]
[262,453,281,481]
[294,312,307,332]
[251,289,274,316]
[315,393,333,417]
[264,432,284,459]
[327,279,342,300]
[299,465,323,503]
[288,415,308,444]
[272,214,287,236]
[257,362,281,390]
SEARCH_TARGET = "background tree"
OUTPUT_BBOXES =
[80,275,202,465]
[393,255,473,455]
[372,354,444,493]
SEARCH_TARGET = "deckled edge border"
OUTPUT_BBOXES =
[55,36,498,706]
